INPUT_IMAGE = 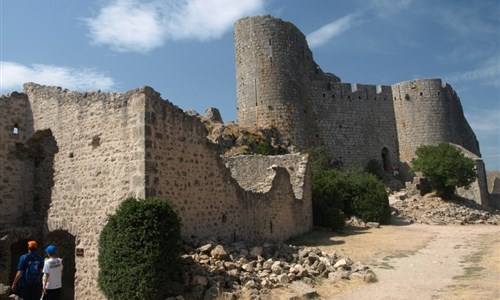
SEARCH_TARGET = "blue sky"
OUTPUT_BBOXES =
[1,0,499,170]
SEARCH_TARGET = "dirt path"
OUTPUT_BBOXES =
[269,223,500,300]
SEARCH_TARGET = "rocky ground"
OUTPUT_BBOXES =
[166,238,375,299]
[164,183,499,299]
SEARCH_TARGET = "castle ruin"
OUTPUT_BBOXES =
[234,15,489,206]
[0,15,492,299]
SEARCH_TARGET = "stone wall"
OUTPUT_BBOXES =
[144,91,312,242]
[311,81,398,168]
[234,15,488,206]
[0,93,34,229]
[453,144,489,207]
[24,83,147,299]
[222,154,312,241]
[0,84,313,299]
[392,79,480,163]
[234,15,318,149]
[234,15,400,168]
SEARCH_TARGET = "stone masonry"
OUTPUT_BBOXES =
[0,84,312,299]
[0,14,494,300]
[234,15,489,207]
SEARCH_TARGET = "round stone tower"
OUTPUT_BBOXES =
[234,15,318,149]
[391,78,480,163]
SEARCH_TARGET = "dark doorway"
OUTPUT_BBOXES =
[381,147,391,171]
[26,129,58,228]
[44,230,75,300]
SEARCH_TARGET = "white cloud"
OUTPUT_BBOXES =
[466,107,500,135]
[445,55,500,87]
[86,0,264,53]
[368,0,412,17]
[86,0,165,53]
[0,61,115,93]
[306,14,362,48]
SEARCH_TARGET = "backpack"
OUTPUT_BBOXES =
[23,253,42,285]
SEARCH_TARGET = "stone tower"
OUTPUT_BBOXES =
[234,15,319,149]
[391,79,480,163]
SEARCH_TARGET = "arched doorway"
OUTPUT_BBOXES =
[381,147,391,172]
[44,230,75,300]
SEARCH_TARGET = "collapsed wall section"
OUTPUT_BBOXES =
[222,154,312,241]
[452,144,489,207]
[0,93,34,229]
[24,83,147,299]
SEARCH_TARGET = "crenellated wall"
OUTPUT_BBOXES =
[311,80,398,168]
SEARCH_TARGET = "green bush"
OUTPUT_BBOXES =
[253,140,274,155]
[313,205,346,230]
[308,147,332,171]
[98,197,182,300]
[350,173,391,223]
[311,159,391,226]
[365,159,384,180]
[412,143,476,197]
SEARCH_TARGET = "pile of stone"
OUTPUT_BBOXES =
[167,239,376,299]
[391,190,500,225]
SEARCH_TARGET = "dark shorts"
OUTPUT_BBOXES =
[18,283,42,300]
[41,288,62,300]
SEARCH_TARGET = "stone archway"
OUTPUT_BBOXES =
[44,230,75,300]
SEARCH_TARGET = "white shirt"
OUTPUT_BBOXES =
[43,257,63,289]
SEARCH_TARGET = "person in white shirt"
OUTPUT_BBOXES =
[42,245,63,300]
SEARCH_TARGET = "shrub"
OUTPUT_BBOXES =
[350,173,391,223]
[308,147,332,171]
[98,197,182,300]
[313,205,346,230]
[365,159,384,180]
[253,140,274,155]
[312,168,345,230]
[335,169,391,223]
[412,143,476,197]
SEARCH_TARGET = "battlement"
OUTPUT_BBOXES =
[391,78,452,101]
[314,81,393,101]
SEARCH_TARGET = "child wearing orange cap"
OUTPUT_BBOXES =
[11,240,44,300]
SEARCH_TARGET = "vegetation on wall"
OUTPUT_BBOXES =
[98,197,182,300]
[412,143,476,197]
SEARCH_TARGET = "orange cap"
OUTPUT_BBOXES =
[27,240,37,248]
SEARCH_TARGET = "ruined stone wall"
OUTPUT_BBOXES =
[222,154,312,241]
[24,83,147,300]
[0,93,34,230]
[391,79,481,163]
[144,92,313,242]
[311,81,399,167]
[453,144,489,207]
[234,15,318,149]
